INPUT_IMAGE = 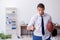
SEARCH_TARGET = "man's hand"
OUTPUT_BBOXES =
[31,25,35,31]
[27,25,35,31]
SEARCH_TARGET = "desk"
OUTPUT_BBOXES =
[53,25,60,35]
[54,25,60,29]
[21,25,60,35]
[21,25,33,36]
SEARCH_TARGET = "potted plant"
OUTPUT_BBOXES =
[0,33,11,40]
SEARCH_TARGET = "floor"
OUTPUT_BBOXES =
[21,35,60,40]
[6,35,60,40]
[20,35,32,40]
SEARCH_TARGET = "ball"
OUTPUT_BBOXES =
[47,21,53,32]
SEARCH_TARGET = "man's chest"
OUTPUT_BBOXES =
[34,16,49,29]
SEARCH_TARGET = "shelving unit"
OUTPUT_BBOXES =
[6,8,17,35]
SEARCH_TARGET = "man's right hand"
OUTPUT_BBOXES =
[31,25,35,31]
[27,25,35,31]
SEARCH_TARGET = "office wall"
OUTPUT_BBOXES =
[0,0,60,34]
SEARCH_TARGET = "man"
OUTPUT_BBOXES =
[27,3,53,40]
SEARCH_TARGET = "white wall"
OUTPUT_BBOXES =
[0,0,60,34]
[17,0,60,24]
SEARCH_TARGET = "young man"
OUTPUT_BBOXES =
[27,3,53,40]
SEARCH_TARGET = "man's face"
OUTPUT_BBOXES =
[37,7,44,15]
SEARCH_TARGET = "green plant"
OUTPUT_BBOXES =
[0,33,11,40]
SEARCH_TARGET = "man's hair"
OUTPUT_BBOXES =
[37,3,45,10]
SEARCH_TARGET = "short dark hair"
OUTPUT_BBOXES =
[37,3,45,10]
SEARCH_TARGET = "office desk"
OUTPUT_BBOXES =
[21,25,33,36]
[54,25,60,29]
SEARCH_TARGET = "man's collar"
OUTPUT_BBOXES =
[37,13,46,17]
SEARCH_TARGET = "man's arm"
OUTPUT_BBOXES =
[27,16,36,31]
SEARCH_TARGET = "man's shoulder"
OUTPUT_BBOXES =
[45,13,51,18]
[32,14,38,18]
[31,14,38,20]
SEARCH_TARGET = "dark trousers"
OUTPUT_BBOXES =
[33,35,50,40]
